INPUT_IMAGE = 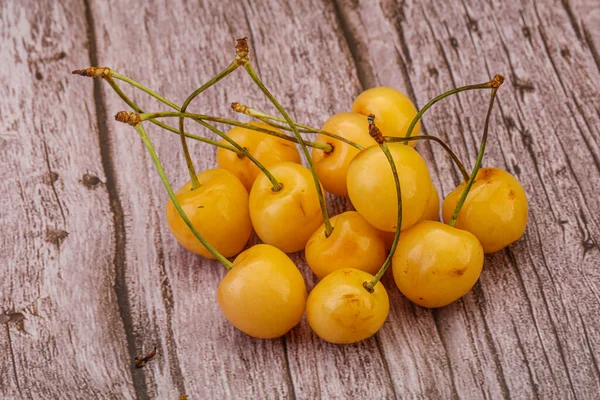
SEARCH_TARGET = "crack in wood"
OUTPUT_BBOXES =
[41,137,66,225]
[560,0,583,40]
[430,311,460,399]
[5,324,23,396]
[510,320,540,399]
[331,0,370,89]
[582,25,600,75]
[82,0,148,398]
[151,207,187,396]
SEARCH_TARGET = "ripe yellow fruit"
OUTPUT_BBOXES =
[392,221,484,308]
[216,121,301,191]
[249,162,324,253]
[305,211,386,278]
[347,142,432,232]
[312,112,376,196]
[218,244,307,339]
[352,86,419,146]
[442,167,528,253]
[306,268,389,344]
[166,169,252,258]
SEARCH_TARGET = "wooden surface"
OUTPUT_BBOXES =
[1,0,599,398]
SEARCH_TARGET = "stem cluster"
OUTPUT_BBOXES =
[72,39,503,278]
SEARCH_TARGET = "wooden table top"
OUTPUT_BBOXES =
[1,0,599,398]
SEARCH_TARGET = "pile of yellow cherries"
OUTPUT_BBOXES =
[74,39,528,344]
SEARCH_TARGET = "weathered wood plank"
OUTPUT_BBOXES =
[0,1,136,398]
[335,0,600,398]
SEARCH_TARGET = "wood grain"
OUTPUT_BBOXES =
[1,0,599,398]
[0,1,135,398]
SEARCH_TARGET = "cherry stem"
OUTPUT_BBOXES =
[178,61,241,190]
[242,61,333,237]
[195,119,283,191]
[385,135,469,181]
[364,118,402,292]
[137,111,332,152]
[403,78,500,139]
[133,123,233,270]
[111,71,180,110]
[448,80,502,227]
[105,77,241,154]
[85,69,332,153]
[232,103,363,150]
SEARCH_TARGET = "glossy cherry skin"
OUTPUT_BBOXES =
[312,112,377,197]
[382,183,440,251]
[421,183,440,221]
[249,162,324,253]
[442,167,528,253]
[166,168,252,258]
[392,221,484,308]
[305,211,386,278]
[218,244,307,339]
[306,268,389,344]
[216,121,301,191]
[351,87,419,146]
[347,142,432,232]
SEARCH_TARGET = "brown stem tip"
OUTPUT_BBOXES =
[71,67,111,79]
[235,37,249,65]
[491,74,505,88]
[231,102,249,114]
[115,111,141,126]
[367,114,385,144]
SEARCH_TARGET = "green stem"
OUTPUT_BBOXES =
[385,135,469,181]
[364,141,402,292]
[137,111,333,152]
[243,62,333,237]
[178,61,240,189]
[448,87,500,227]
[234,104,363,150]
[195,119,283,192]
[133,123,233,270]
[112,71,180,110]
[105,77,240,154]
[404,79,498,139]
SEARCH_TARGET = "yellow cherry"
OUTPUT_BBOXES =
[312,112,376,196]
[166,168,252,258]
[216,121,301,191]
[249,161,324,253]
[305,211,386,278]
[306,268,389,344]
[351,87,419,146]
[347,142,432,232]
[442,167,528,253]
[392,221,484,308]
[421,183,440,222]
[218,244,307,338]
[381,183,439,251]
